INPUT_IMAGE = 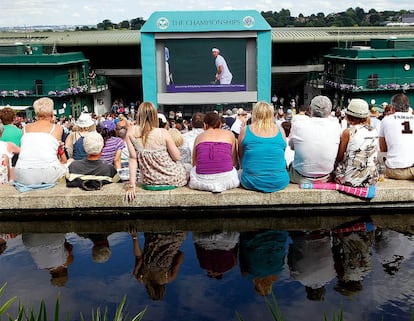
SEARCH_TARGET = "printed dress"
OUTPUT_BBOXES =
[138,232,186,284]
[335,124,379,187]
[132,128,187,187]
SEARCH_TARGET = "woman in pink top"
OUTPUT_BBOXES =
[188,112,239,192]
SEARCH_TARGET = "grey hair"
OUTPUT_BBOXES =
[310,95,332,118]
[391,93,410,112]
[83,132,104,155]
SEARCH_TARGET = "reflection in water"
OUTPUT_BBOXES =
[129,228,186,301]
[288,229,336,301]
[0,215,413,321]
[375,228,414,275]
[78,233,112,263]
[0,233,17,255]
[239,230,289,296]
[22,233,74,287]
[332,219,375,297]
[192,231,239,279]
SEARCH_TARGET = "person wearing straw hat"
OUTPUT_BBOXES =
[334,98,379,187]
[65,112,95,161]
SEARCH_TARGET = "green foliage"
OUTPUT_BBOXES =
[56,7,411,31]
[236,292,284,321]
[0,283,146,321]
[80,296,146,321]
[0,283,17,316]
[236,292,413,321]
[264,292,285,321]
[323,308,344,321]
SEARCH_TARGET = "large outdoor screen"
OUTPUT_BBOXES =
[155,32,258,105]
[163,38,246,92]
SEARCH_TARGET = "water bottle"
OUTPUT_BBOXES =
[378,160,386,182]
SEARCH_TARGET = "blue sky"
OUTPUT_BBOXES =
[0,0,413,27]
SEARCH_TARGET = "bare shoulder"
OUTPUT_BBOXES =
[223,129,236,140]
[53,123,64,133]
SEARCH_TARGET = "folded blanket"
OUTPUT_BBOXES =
[300,182,376,199]
[13,181,56,193]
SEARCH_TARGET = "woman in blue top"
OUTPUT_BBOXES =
[238,101,289,192]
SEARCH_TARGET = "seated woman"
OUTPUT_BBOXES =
[64,112,95,161]
[238,101,289,193]
[334,98,379,187]
[14,97,67,186]
[0,107,22,166]
[0,121,19,182]
[98,119,125,170]
[97,119,125,170]
[188,112,239,192]
[125,102,187,201]
[168,127,192,173]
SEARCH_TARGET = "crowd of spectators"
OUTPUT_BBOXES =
[0,93,413,199]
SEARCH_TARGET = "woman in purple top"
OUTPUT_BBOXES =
[98,120,125,170]
[188,112,239,192]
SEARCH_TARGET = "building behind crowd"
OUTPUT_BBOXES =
[2,17,414,117]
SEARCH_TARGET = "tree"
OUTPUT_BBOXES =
[119,20,130,29]
[97,19,116,30]
[130,17,146,30]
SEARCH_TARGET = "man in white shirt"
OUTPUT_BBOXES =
[289,95,341,184]
[230,108,248,138]
[212,48,233,85]
[182,112,205,163]
[379,93,414,179]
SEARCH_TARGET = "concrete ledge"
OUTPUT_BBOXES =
[0,178,413,219]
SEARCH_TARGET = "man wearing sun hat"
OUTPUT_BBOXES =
[379,93,414,180]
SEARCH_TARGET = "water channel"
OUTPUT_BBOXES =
[0,211,413,321]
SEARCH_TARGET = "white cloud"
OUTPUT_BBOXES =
[0,0,412,27]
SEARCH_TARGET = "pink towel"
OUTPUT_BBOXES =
[300,182,376,199]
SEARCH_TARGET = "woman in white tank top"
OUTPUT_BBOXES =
[14,97,67,185]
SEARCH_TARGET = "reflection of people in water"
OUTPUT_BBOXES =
[22,233,74,287]
[211,48,233,85]
[129,227,186,300]
[0,233,18,255]
[374,228,414,275]
[287,230,336,301]
[239,230,289,296]
[331,219,375,297]
[79,233,112,263]
[165,47,173,85]
[192,231,239,279]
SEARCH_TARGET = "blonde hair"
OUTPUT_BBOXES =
[33,97,54,119]
[136,102,159,146]
[251,101,275,131]
[169,128,183,147]
[253,275,277,296]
